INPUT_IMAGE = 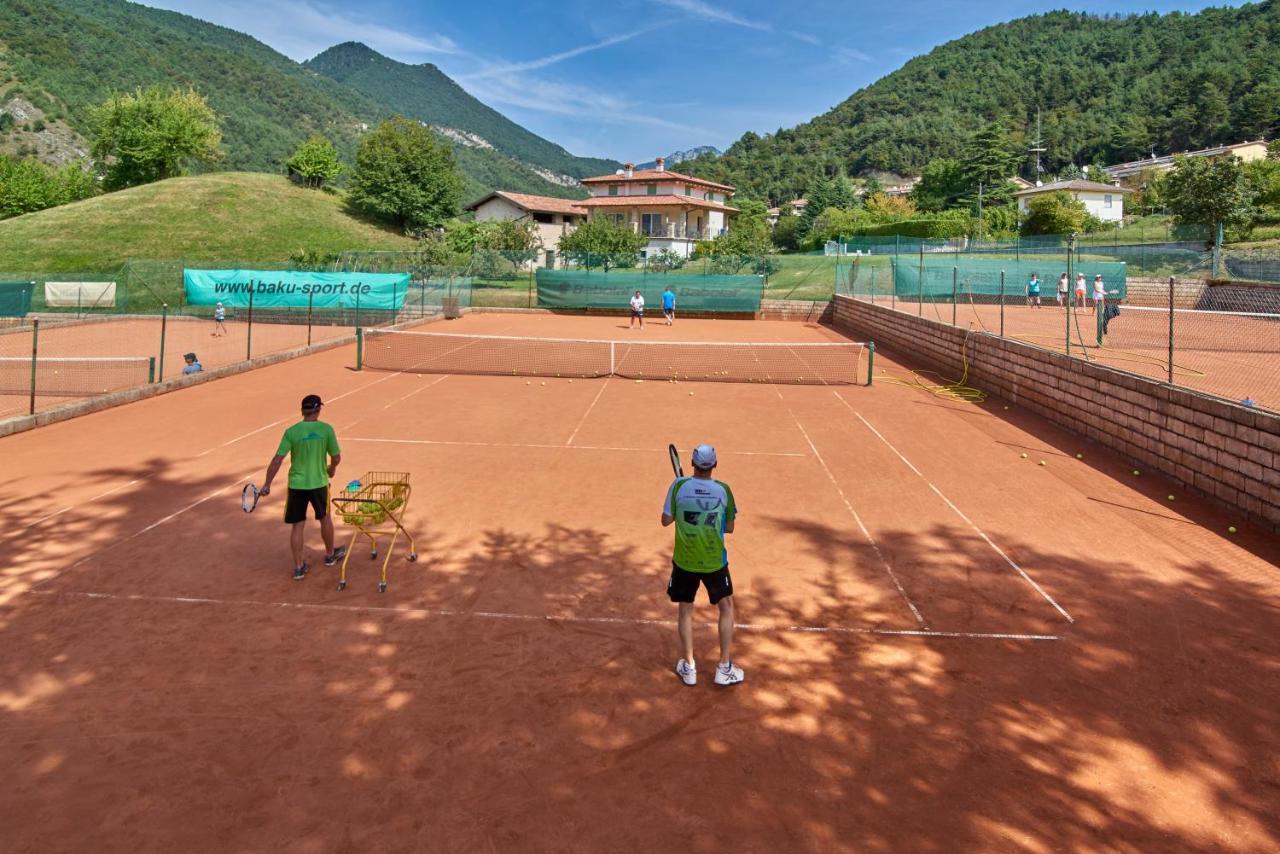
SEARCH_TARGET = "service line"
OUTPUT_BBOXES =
[345,436,808,457]
[835,392,1074,624]
[565,378,611,445]
[35,590,1061,642]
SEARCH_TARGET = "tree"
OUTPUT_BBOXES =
[558,217,646,270]
[286,134,342,188]
[0,155,98,219]
[960,122,1019,204]
[864,192,917,223]
[772,209,803,251]
[807,206,870,245]
[801,173,857,231]
[911,159,967,212]
[1021,191,1090,235]
[1243,158,1280,222]
[90,86,221,189]
[1163,154,1255,238]
[347,116,463,230]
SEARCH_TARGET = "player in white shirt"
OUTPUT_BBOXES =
[1092,274,1106,314]
[629,290,645,329]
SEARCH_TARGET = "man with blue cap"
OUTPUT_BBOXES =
[661,443,743,686]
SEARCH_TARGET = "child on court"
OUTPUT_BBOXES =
[1092,274,1106,314]
[1074,273,1087,308]
[662,444,743,687]
[629,290,645,329]
[1057,273,1069,308]
[1026,273,1042,308]
[260,394,346,580]
[182,352,202,375]
[662,286,676,325]
[213,302,227,336]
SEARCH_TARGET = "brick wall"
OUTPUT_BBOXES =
[831,295,1280,532]
[1125,277,1206,307]
[758,299,834,322]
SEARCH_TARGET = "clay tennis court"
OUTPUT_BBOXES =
[3,312,1279,851]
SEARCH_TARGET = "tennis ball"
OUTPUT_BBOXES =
[1003,405,1009,410]
[1167,495,1176,501]
[636,379,643,383]
[525,381,530,385]
[1228,526,1238,534]
[540,381,546,386]
[1076,453,1084,459]
[689,391,694,396]
[1039,460,1047,466]
[1020,453,1028,459]
[1132,469,1140,476]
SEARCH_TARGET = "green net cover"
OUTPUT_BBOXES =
[888,257,1128,302]
[0,281,34,317]
[536,270,763,312]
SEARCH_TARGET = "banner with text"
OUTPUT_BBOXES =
[184,269,410,310]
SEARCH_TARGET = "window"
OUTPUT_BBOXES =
[1104,194,1113,208]
[608,184,619,196]
[684,186,691,196]
[647,184,657,196]
[642,213,664,235]
[532,212,553,224]
[610,213,625,226]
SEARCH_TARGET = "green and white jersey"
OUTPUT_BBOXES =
[276,420,340,490]
[663,477,737,572]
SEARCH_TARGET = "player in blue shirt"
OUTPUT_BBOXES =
[661,286,676,325]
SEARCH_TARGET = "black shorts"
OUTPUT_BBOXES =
[631,309,644,318]
[667,562,733,604]
[284,486,329,524]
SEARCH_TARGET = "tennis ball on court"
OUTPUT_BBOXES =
[1020,453,1028,459]
[1167,495,1176,501]
[525,381,530,385]
[1132,469,1140,476]
[1076,453,1084,459]
[1228,526,1238,534]
[540,381,546,386]
[1003,405,1009,410]
[689,391,694,396]
[636,379,643,383]
[1038,460,1046,466]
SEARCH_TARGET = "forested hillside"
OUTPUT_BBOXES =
[685,3,1280,203]
[306,43,616,182]
[0,0,601,200]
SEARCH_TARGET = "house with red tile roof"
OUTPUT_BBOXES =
[465,191,588,268]
[575,157,739,258]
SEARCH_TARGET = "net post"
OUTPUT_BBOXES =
[158,303,168,381]
[246,286,255,361]
[307,288,314,347]
[28,318,39,415]
[1167,276,1175,383]
[999,270,1005,337]
[354,287,361,334]
[148,356,156,384]
[356,327,364,371]
[609,341,615,375]
[866,341,875,386]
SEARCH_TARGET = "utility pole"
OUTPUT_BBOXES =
[1028,107,1047,185]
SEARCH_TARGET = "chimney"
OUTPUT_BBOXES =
[623,162,634,178]
[655,156,665,172]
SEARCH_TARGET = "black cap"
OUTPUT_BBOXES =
[301,394,323,412]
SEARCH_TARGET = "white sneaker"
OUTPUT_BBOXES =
[675,658,697,686]
[714,661,744,686]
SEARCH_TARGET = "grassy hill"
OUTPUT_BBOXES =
[0,0,603,200]
[686,3,1280,203]
[0,172,416,273]
[306,43,616,182]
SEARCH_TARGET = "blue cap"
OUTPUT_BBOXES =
[691,444,717,469]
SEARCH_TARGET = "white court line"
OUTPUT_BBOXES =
[770,387,926,626]
[835,393,1074,624]
[565,378,611,445]
[35,590,1061,642]
[345,437,808,457]
[29,468,257,590]
[13,479,141,535]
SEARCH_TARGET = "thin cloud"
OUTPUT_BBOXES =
[138,0,459,60]
[786,31,822,45]
[834,46,873,64]
[654,0,771,31]
[459,28,657,80]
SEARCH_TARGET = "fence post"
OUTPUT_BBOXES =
[866,341,875,386]
[1065,235,1074,357]
[528,267,534,308]
[999,270,1005,337]
[148,356,156,384]
[307,288,314,347]
[246,286,255,361]
[158,304,168,381]
[28,318,39,415]
[918,244,924,317]
[356,327,363,371]
[1167,276,1175,383]
[354,287,361,332]
[952,267,958,327]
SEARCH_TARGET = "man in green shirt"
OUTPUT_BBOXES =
[661,444,743,687]
[261,394,345,580]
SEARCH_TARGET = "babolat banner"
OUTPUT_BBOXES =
[184,269,410,310]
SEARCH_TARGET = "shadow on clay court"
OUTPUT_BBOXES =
[3,471,1280,852]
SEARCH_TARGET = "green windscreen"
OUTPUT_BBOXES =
[890,258,1128,302]
[536,270,764,312]
[0,281,34,317]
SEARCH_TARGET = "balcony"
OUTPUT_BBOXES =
[632,223,727,240]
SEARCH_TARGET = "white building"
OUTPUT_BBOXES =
[575,157,738,258]
[1012,179,1133,224]
[464,191,587,268]
[1103,139,1269,181]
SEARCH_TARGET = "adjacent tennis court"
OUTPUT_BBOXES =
[3,312,1278,851]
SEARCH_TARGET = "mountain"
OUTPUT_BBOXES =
[637,146,720,170]
[683,4,1280,204]
[305,43,617,183]
[0,0,602,202]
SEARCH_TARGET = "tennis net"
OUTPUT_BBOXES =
[362,329,870,385]
[0,355,154,397]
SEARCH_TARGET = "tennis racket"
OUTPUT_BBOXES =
[668,444,684,478]
[241,483,261,513]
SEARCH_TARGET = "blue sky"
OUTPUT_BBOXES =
[143,0,1237,162]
